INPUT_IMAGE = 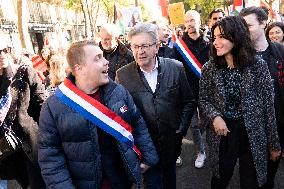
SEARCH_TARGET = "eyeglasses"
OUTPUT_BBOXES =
[0,48,8,54]
[131,43,156,51]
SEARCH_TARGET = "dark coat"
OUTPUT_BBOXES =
[0,63,45,188]
[173,32,210,100]
[38,78,158,189]
[99,41,134,80]
[116,57,196,164]
[267,42,284,151]
[158,44,175,59]
[199,58,281,186]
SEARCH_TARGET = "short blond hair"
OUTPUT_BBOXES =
[66,40,97,73]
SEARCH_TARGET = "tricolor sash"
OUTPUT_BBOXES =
[173,35,202,78]
[0,87,12,126]
[55,79,141,158]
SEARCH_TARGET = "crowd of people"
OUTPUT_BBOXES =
[0,5,283,189]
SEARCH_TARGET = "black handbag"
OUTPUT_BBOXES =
[0,129,21,161]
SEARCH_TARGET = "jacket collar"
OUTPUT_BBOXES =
[67,74,116,104]
[134,56,165,94]
[268,41,284,60]
[182,32,209,50]
[134,56,165,73]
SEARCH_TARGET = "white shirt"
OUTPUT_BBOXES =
[140,60,158,93]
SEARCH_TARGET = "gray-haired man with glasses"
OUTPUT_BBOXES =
[116,22,196,189]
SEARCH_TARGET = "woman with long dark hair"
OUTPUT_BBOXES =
[199,16,281,188]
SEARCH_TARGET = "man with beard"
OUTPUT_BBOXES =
[99,23,134,80]
[173,10,210,169]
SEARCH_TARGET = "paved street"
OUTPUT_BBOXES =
[4,129,284,189]
[177,130,284,189]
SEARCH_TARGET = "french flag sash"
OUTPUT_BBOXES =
[55,79,141,158]
[173,35,202,78]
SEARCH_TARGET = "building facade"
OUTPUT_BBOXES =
[0,0,85,54]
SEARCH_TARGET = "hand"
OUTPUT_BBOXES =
[270,150,281,162]
[213,116,230,136]
[140,163,150,173]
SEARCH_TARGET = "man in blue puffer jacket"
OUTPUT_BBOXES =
[38,40,159,189]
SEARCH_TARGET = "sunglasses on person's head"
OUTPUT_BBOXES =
[0,48,8,54]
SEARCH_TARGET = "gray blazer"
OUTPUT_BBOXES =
[199,58,281,186]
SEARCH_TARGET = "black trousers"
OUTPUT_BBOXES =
[144,161,176,189]
[0,150,45,189]
[260,158,281,189]
[211,118,260,189]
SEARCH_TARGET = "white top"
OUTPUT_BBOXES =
[140,60,158,93]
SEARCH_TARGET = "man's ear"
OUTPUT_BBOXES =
[74,64,82,73]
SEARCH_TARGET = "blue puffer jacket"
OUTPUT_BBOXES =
[38,77,158,189]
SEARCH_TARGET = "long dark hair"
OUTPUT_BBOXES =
[211,16,256,69]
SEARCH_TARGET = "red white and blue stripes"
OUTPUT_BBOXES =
[55,79,141,158]
[173,35,202,78]
[0,88,12,125]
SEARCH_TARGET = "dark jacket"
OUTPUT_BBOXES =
[38,77,158,189]
[267,42,284,151]
[116,57,196,164]
[158,44,175,59]
[99,41,134,80]
[199,58,281,186]
[0,63,45,187]
[174,32,210,100]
